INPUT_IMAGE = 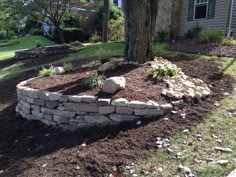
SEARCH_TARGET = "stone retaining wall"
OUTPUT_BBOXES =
[16,78,173,131]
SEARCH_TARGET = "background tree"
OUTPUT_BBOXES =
[102,0,110,42]
[124,0,159,64]
[6,0,77,43]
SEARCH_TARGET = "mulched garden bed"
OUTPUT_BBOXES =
[26,63,168,103]
[169,39,236,57]
[0,54,234,177]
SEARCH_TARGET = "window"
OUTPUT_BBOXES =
[194,0,208,19]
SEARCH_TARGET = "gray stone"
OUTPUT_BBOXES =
[109,114,140,122]
[171,100,184,106]
[68,95,81,103]
[134,109,164,117]
[70,118,85,124]
[80,95,97,103]
[98,62,116,72]
[146,100,159,109]
[40,119,57,126]
[53,115,70,124]
[116,107,133,115]
[22,88,38,98]
[98,99,111,106]
[16,88,22,95]
[99,106,115,115]
[20,100,31,109]
[60,95,68,102]
[48,92,62,101]
[54,67,65,74]
[128,101,147,109]
[41,107,76,118]
[33,99,45,106]
[227,168,236,177]
[46,100,59,108]
[44,114,53,121]
[111,98,129,107]
[65,103,99,113]
[32,110,44,119]
[84,115,112,124]
[160,103,173,110]
[58,106,66,111]
[38,91,50,100]
[102,77,126,94]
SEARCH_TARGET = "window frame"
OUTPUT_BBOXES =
[193,0,209,20]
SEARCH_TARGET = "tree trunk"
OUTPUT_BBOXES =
[102,0,110,42]
[56,25,65,44]
[124,0,159,64]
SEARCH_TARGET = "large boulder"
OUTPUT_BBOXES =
[98,58,124,72]
[102,77,126,94]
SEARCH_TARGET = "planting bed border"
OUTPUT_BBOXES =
[16,77,174,131]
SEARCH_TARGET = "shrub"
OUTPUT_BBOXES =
[32,28,42,35]
[157,30,168,42]
[185,27,202,39]
[84,73,105,88]
[108,16,124,42]
[0,31,7,40]
[147,63,179,79]
[222,37,236,46]
[198,30,224,43]
[95,49,112,64]
[89,32,102,43]
[62,28,84,43]
[70,40,83,46]
[35,40,44,47]
[39,66,55,77]
[63,63,74,72]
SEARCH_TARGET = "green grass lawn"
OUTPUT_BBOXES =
[0,51,15,61]
[0,35,56,52]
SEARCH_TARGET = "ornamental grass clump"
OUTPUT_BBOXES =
[39,65,55,77]
[63,63,74,72]
[84,73,105,88]
[147,62,179,80]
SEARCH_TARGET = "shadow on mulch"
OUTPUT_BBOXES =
[0,54,235,177]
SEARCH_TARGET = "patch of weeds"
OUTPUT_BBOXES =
[198,30,224,43]
[39,65,55,77]
[35,40,44,47]
[63,63,74,72]
[96,49,112,64]
[222,37,236,46]
[147,62,179,79]
[84,73,105,88]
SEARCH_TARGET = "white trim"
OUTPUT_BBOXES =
[193,0,209,20]
[228,0,234,37]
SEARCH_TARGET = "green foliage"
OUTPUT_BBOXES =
[89,32,102,43]
[147,62,179,79]
[185,27,202,39]
[157,30,168,42]
[84,73,105,89]
[63,63,74,72]
[31,29,42,35]
[108,16,124,42]
[39,66,55,77]
[62,28,84,43]
[0,39,19,47]
[198,30,224,43]
[35,40,44,47]
[70,40,83,46]
[95,49,112,64]
[0,31,15,40]
[222,37,236,46]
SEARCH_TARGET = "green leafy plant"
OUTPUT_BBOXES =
[157,30,168,42]
[96,49,112,64]
[63,63,74,72]
[198,30,224,43]
[84,73,105,88]
[147,63,179,79]
[31,28,42,35]
[185,27,202,39]
[39,65,55,77]
[108,16,124,42]
[35,40,44,47]
[222,37,236,46]
[89,32,102,43]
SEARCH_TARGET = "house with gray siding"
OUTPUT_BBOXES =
[177,0,235,37]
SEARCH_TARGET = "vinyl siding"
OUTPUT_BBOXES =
[177,0,231,36]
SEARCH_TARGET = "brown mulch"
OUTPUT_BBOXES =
[26,64,168,103]
[0,54,234,177]
[169,40,236,57]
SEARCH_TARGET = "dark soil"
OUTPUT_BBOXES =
[169,40,236,57]
[26,64,168,103]
[0,53,234,177]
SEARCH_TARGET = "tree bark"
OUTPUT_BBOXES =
[102,0,110,42]
[124,0,159,64]
[56,25,65,43]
